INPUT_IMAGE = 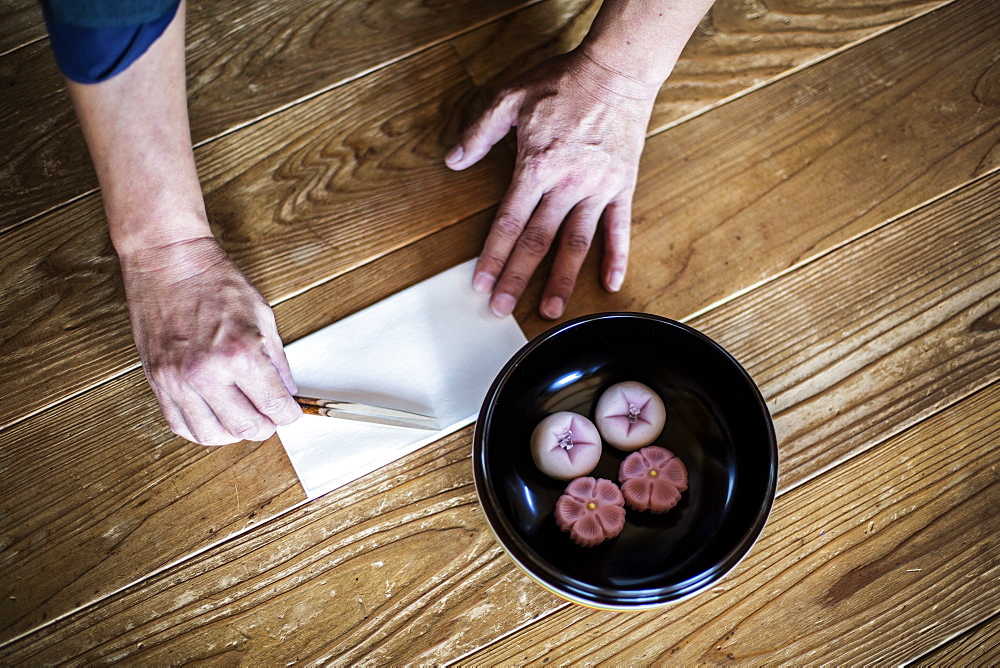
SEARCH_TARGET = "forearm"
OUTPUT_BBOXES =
[65,0,210,259]
[579,0,714,98]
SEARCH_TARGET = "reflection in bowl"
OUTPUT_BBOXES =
[473,312,778,610]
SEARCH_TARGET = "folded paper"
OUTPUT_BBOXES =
[277,259,528,500]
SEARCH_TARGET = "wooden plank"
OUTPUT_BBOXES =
[4,0,997,432]
[1,0,996,645]
[912,613,1000,667]
[462,382,1000,665]
[1,141,995,663]
[450,0,947,136]
[0,209,491,643]
[0,39,94,232]
[0,0,44,57]
[0,0,946,236]
[0,0,530,232]
[694,173,1000,493]
[0,44,512,429]
[506,0,1000,336]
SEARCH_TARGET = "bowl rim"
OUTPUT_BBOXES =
[473,311,779,610]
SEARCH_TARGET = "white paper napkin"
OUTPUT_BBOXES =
[276,259,528,500]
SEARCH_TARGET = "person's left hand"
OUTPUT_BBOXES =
[445,49,658,320]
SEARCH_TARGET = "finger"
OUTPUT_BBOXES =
[258,307,298,397]
[601,195,632,292]
[236,357,302,428]
[150,382,198,443]
[539,198,602,319]
[173,388,241,446]
[445,90,520,171]
[206,383,280,443]
[473,177,545,297]
[490,191,576,317]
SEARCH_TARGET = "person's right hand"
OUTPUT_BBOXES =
[119,237,302,445]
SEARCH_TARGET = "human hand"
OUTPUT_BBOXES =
[120,237,302,445]
[445,49,658,320]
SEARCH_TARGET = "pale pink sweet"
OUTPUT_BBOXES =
[555,477,626,547]
[530,412,602,480]
[618,446,688,513]
[595,381,667,451]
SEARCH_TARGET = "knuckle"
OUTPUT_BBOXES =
[257,394,292,418]
[189,427,235,447]
[230,418,273,442]
[558,171,584,191]
[550,273,577,294]
[478,252,507,275]
[146,362,177,390]
[518,226,553,256]
[181,355,215,388]
[605,214,632,234]
[220,332,266,361]
[610,248,629,265]
[500,271,529,294]
[517,154,551,182]
[493,214,524,242]
[562,230,592,254]
[165,418,193,441]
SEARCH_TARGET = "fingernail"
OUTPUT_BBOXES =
[472,271,495,295]
[445,144,464,165]
[541,296,564,320]
[491,293,516,317]
[608,270,624,292]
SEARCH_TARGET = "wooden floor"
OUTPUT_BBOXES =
[1,0,998,663]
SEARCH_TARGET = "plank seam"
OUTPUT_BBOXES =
[442,165,1000,660]
[644,0,960,141]
[0,33,47,60]
[458,380,1000,664]
[905,608,1000,666]
[678,165,1000,326]
[0,428,477,650]
[0,1,543,240]
[440,600,574,667]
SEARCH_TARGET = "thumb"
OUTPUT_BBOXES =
[445,91,519,171]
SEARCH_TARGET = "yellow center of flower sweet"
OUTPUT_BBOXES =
[587,502,597,510]
[649,469,658,477]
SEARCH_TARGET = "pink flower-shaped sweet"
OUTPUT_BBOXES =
[618,446,688,513]
[555,477,626,547]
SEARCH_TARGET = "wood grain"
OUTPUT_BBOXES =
[0,45,512,429]
[4,0,997,433]
[697,170,1000,492]
[1,0,996,661]
[0,39,95,232]
[0,0,946,235]
[0,0,44,57]
[463,382,1000,665]
[0,425,558,662]
[0,209,494,643]
[0,0,531,233]
[912,612,1000,666]
[450,0,947,136]
[1,149,994,663]
[508,0,1000,337]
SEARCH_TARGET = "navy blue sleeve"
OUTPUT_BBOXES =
[41,0,181,84]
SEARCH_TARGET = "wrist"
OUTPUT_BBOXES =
[109,204,213,259]
[572,45,667,102]
[576,0,715,99]
[115,228,222,280]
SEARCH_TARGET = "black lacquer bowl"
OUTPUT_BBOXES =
[473,312,778,610]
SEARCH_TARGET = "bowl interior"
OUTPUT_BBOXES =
[474,313,777,608]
